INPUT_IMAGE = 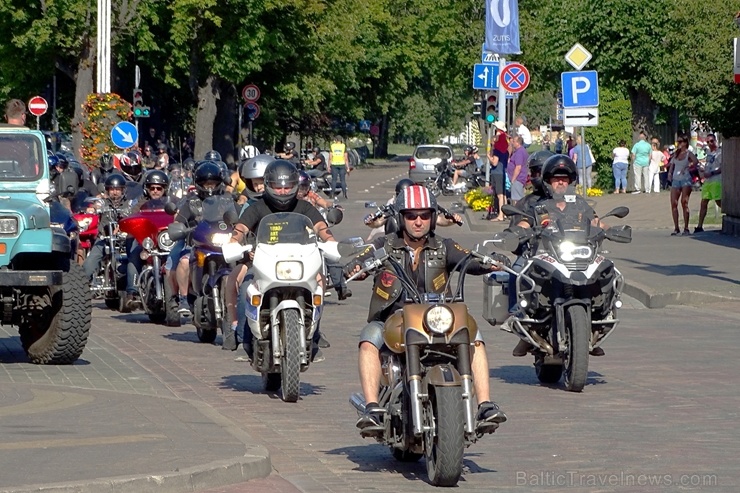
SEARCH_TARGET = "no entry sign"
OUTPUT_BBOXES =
[28,96,48,116]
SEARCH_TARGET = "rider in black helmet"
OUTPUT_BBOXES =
[193,161,226,199]
[230,159,336,361]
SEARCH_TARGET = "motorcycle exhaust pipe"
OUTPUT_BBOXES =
[349,393,366,414]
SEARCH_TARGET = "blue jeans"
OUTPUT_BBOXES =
[613,162,628,191]
[330,166,347,198]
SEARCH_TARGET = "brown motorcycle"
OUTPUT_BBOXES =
[348,245,504,486]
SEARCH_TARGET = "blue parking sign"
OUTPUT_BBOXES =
[560,71,599,108]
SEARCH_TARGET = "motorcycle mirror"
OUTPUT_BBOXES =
[364,201,378,209]
[222,242,251,263]
[167,222,189,242]
[223,210,239,227]
[164,202,178,216]
[605,225,632,243]
[484,232,519,252]
[602,206,630,219]
[325,207,343,226]
[85,196,104,206]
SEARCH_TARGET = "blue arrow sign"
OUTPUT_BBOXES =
[110,121,138,149]
[561,70,599,108]
[472,64,499,90]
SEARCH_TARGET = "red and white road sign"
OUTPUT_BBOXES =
[28,96,48,116]
[734,38,740,84]
[500,63,530,94]
[242,84,261,102]
[244,102,260,120]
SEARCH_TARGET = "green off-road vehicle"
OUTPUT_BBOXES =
[0,125,91,364]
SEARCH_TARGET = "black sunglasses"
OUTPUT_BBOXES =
[147,185,164,191]
[402,211,432,221]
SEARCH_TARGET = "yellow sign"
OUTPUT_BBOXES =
[565,43,592,71]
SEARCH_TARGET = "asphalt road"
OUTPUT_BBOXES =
[2,163,739,493]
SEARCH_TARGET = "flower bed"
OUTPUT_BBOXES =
[464,187,494,211]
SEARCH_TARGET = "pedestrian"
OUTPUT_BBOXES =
[3,99,26,126]
[611,139,629,194]
[507,136,529,202]
[554,132,564,154]
[630,131,651,193]
[487,121,508,221]
[648,139,665,193]
[695,134,722,233]
[565,134,575,154]
[571,135,593,189]
[667,134,699,236]
[329,135,350,200]
[515,116,532,149]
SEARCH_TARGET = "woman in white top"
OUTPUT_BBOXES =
[611,140,630,194]
[667,134,700,236]
[648,139,666,193]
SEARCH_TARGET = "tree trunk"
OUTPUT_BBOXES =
[376,114,389,158]
[722,136,740,236]
[628,88,658,140]
[72,41,96,163]
[214,81,237,164]
[194,75,220,160]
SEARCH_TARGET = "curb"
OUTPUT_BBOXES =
[0,399,271,493]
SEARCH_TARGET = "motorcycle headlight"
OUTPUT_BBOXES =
[558,241,592,262]
[142,237,155,251]
[210,232,232,247]
[276,261,303,280]
[424,305,454,335]
[157,230,174,251]
[0,217,19,235]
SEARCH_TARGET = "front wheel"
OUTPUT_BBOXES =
[425,385,464,486]
[280,309,302,402]
[424,179,441,198]
[535,358,563,384]
[563,305,590,392]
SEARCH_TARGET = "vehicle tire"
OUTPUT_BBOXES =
[19,263,91,365]
[262,372,281,392]
[535,360,563,384]
[163,278,181,327]
[392,448,423,463]
[195,297,217,343]
[280,308,302,403]
[424,385,464,486]
[148,312,166,324]
[563,304,589,392]
[104,297,119,310]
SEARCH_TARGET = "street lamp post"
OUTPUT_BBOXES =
[96,0,111,93]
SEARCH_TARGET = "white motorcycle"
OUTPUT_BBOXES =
[223,212,349,402]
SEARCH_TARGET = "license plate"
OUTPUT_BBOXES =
[424,164,435,171]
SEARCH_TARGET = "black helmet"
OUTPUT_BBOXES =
[54,153,69,169]
[463,145,474,154]
[394,185,437,240]
[143,170,169,197]
[182,157,195,172]
[204,150,222,162]
[104,173,127,190]
[284,141,296,152]
[298,170,312,195]
[193,161,225,198]
[542,155,578,199]
[100,153,114,172]
[263,159,299,211]
[527,150,555,193]
[312,146,320,154]
[395,178,416,195]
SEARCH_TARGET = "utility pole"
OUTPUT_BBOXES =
[96,0,111,93]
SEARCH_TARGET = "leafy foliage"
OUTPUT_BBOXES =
[584,87,632,190]
[79,93,132,168]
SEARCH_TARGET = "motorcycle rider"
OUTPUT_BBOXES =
[51,153,79,207]
[119,151,145,201]
[303,146,327,179]
[82,174,134,296]
[349,185,507,435]
[222,155,272,349]
[229,160,337,361]
[450,145,477,187]
[276,141,300,166]
[165,161,227,317]
[503,154,607,357]
[91,153,117,190]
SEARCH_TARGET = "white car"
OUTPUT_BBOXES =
[408,144,454,184]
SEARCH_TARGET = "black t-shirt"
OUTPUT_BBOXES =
[310,154,327,171]
[237,197,325,232]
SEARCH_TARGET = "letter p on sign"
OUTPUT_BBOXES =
[561,70,599,108]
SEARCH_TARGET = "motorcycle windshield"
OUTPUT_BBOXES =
[191,195,236,251]
[536,198,598,262]
[256,212,316,245]
[201,195,237,223]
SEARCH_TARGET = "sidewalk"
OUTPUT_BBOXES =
[457,190,740,308]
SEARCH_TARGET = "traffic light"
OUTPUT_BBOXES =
[485,94,497,123]
[473,100,482,117]
[556,91,563,108]
[132,88,151,118]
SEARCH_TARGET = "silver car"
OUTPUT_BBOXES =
[408,144,454,184]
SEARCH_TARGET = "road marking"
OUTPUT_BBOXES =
[0,389,94,417]
[0,434,167,450]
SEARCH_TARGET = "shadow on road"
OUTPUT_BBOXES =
[490,365,607,387]
[219,374,325,398]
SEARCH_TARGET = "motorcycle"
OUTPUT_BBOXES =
[487,201,632,392]
[118,199,175,323]
[347,243,503,486]
[222,212,349,402]
[74,210,99,265]
[88,200,132,312]
[168,195,236,343]
[424,159,484,197]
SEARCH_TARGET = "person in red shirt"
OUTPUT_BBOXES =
[487,121,509,221]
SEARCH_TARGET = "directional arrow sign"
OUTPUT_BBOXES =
[110,121,138,149]
[563,107,599,127]
[472,63,499,90]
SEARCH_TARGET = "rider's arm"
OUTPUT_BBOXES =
[443,238,500,274]
[310,191,332,209]
[314,221,335,242]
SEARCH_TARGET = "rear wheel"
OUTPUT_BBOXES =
[280,309,302,402]
[19,263,91,364]
[563,305,589,392]
[424,385,464,486]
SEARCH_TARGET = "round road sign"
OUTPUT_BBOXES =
[500,63,530,94]
[244,102,260,121]
[28,96,48,117]
[242,84,260,102]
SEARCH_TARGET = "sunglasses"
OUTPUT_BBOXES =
[402,211,432,221]
[147,186,164,191]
